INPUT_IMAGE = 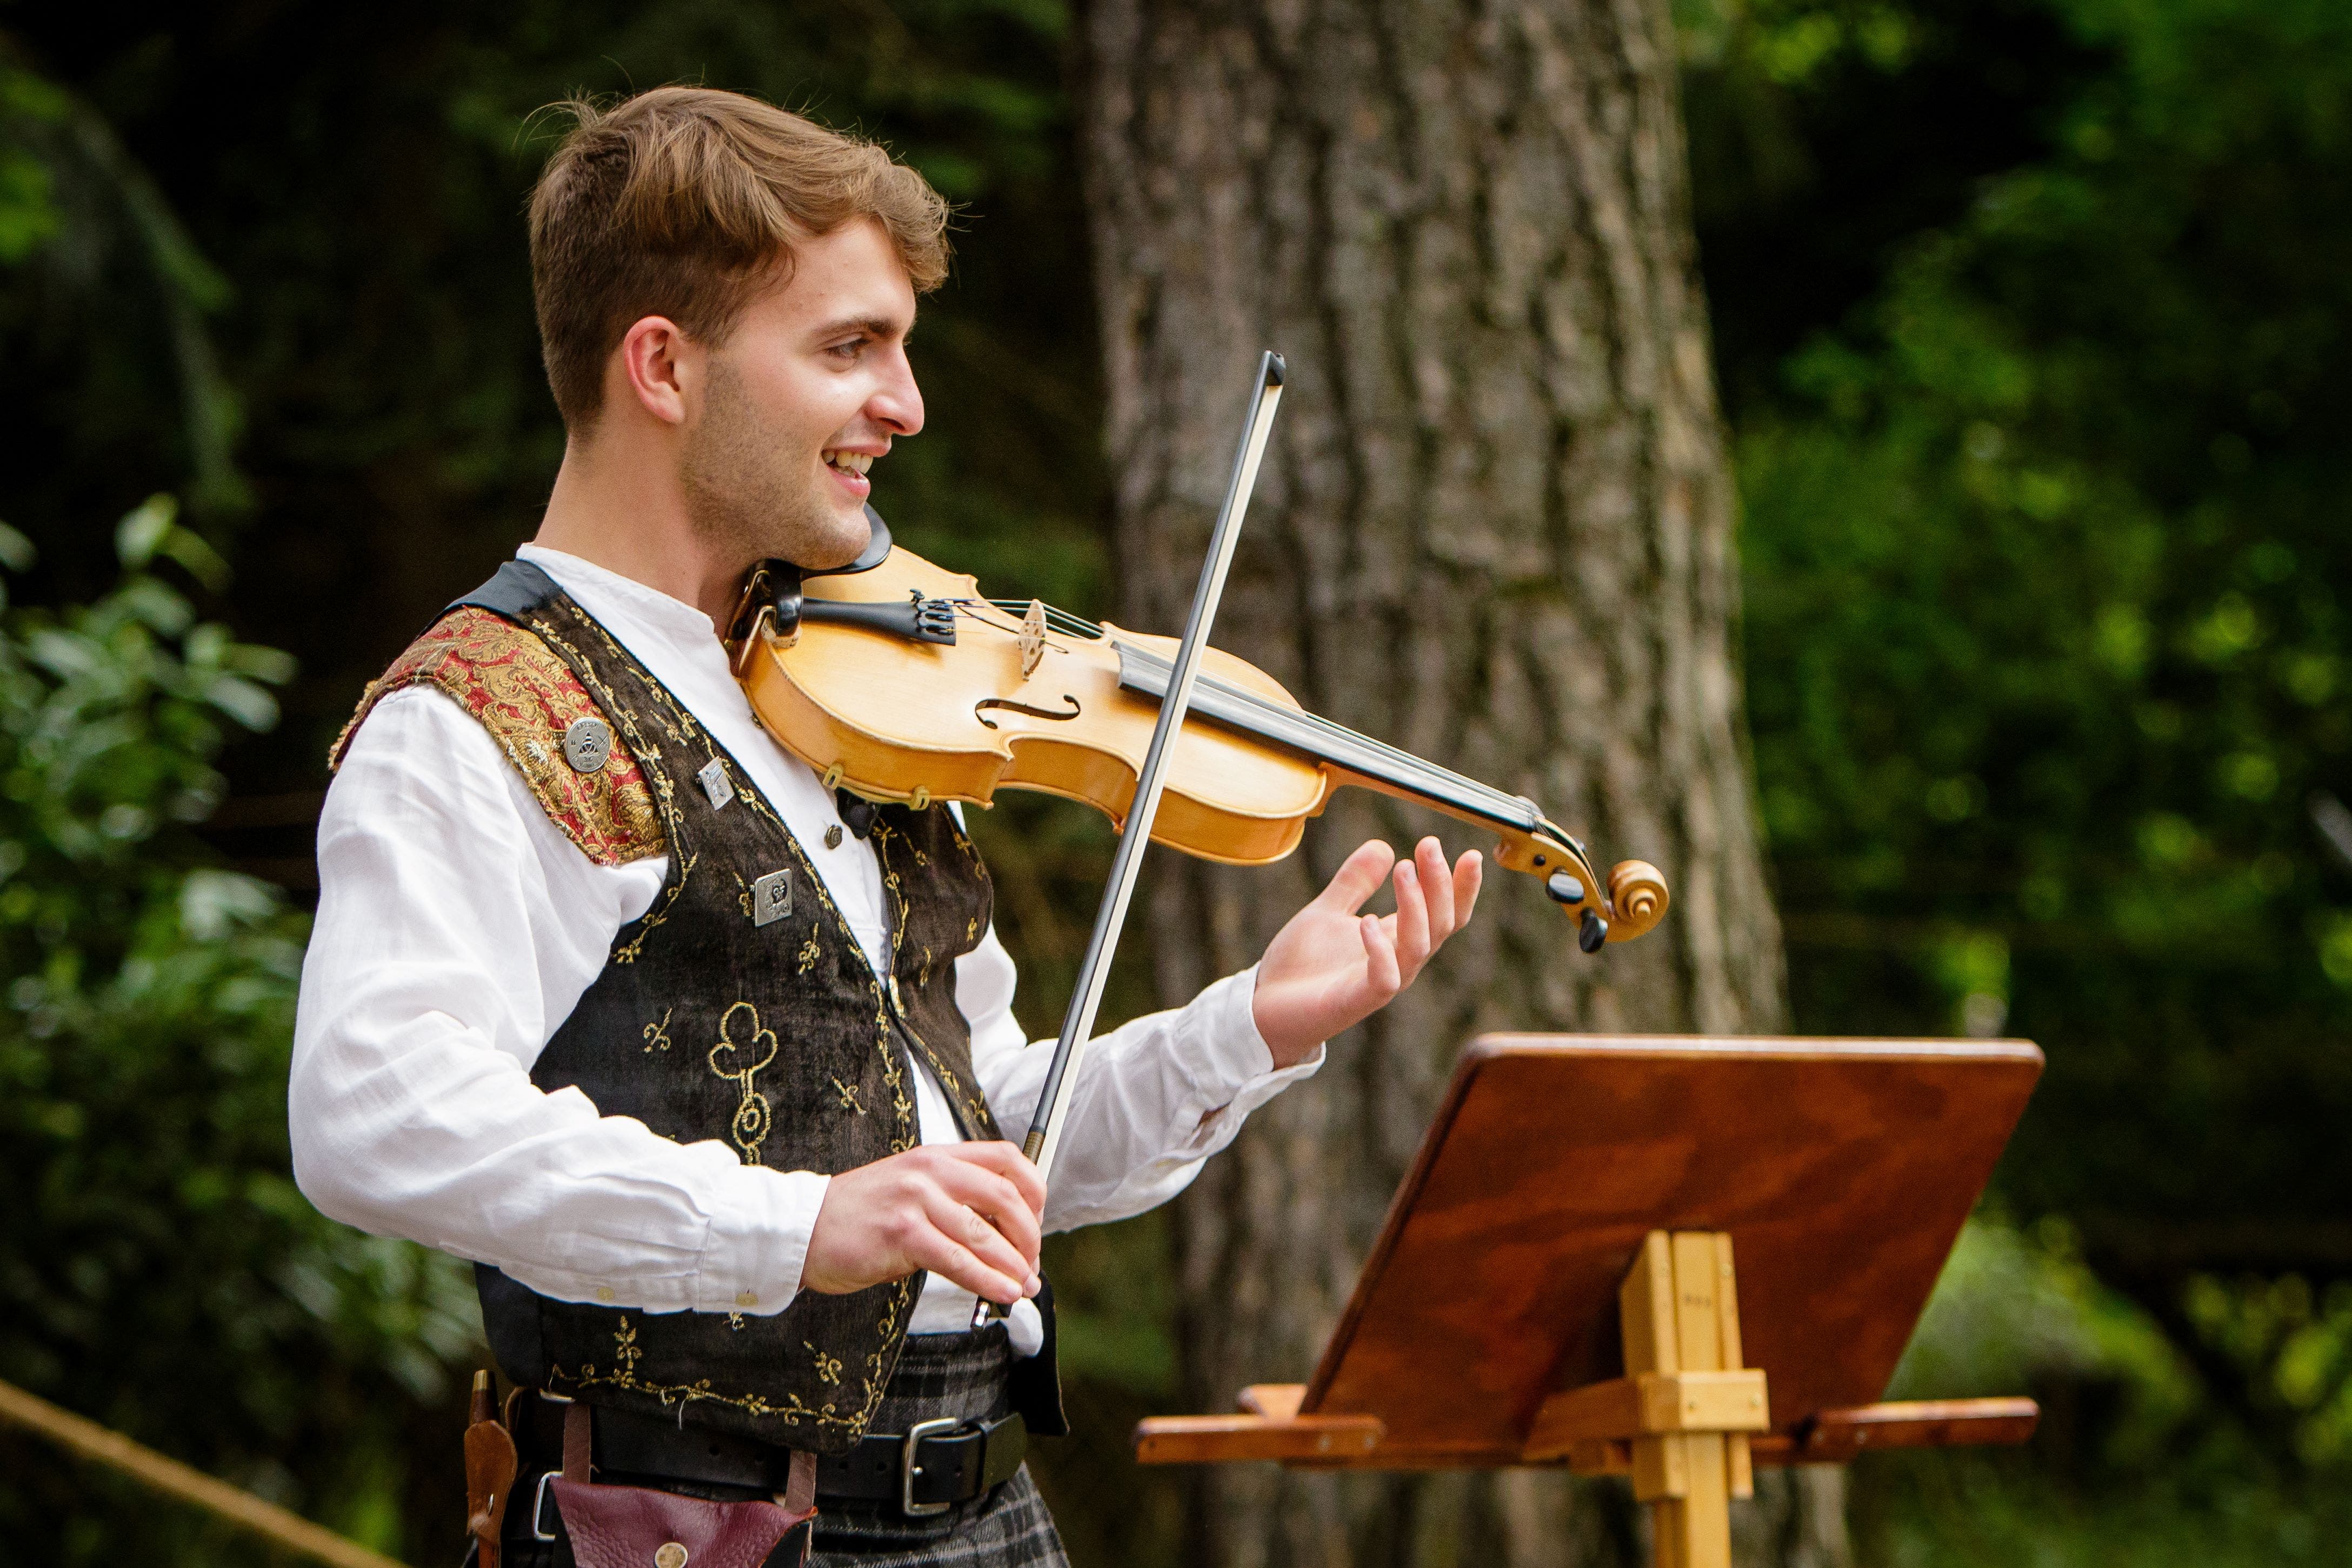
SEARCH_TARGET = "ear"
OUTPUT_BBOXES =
[616,315,696,427]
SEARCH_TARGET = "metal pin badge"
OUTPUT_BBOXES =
[562,716,612,773]
[824,825,843,850]
[696,757,735,810]
[751,869,792,927]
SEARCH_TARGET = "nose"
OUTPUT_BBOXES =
[869,344,924,438]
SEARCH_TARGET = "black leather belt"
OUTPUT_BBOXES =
[817,1413,1028,1516]
[531,1396,1026,1518]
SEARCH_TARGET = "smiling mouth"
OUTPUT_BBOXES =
[823,450,874,479]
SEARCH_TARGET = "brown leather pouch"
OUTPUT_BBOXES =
[550,1404,816,1568]
[463,1372,519,1568]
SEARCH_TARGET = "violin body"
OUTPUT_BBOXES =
[741,549,1327,864]
[732,541,1668,946]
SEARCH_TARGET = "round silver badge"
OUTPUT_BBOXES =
[562,716,613,773]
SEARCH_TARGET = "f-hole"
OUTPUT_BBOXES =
[975,694,1082,730]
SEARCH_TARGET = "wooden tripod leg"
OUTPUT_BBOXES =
[1620,1231,1749,1568]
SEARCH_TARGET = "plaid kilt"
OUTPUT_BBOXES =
[809,1328,1068,1567]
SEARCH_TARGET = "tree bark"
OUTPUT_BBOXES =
[1079,1,1833,1564]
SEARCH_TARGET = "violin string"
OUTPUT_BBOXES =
[959,597,1539,829]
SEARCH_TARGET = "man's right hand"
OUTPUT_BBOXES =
[802,1142,1045,1305]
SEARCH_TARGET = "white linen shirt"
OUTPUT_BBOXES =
[288,544,1321,1332]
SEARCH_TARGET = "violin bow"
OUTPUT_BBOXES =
[975,350,1285,1325]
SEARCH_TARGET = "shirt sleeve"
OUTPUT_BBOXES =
[288,685,829,1317]
[954,926,1325,1233]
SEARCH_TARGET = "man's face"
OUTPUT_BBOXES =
[678,218,923,571]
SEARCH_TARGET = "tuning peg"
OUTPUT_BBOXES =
[1578,909,1609,954]
[1545,871,1585,905]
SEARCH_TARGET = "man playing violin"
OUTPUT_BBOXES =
[290,86,1480,1567]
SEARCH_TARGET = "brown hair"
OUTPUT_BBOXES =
[528,87,951,431]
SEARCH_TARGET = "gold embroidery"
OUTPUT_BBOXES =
[614,1317,644,1378]
[830,1076,866,1115]
[589,649,917,1161]
[550,598,930,1184]
[524,610,702,963]
[614,851,694,965]
[797,936,821,975]
[570,615,703,753]
[872,827,997,1139]
[334,608,663,866]
[727,1312,746,1331]
[552,1282,916,1434]
[642,1007,673,1053]
[709,1002,781,1164]
[806,1343,844,1386]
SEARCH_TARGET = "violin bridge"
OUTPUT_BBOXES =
[1017,599,1047,679]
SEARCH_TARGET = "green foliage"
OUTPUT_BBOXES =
[1731,0,2352,1223]
[1694,0,2352,1548]
[0,498,475,1564]
[0,56,65,262]
[1854,1454,2352,1568]
[0,45,242,516]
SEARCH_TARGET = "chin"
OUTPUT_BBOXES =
[778,503,871,572]
[811,508,873,570]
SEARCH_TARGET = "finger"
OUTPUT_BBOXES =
[939,1140,1047,1218]
[1360,912,1402,999]
[931,1160,1043,1272]
[1315,840,1397,916]
[1391,857,1432,982]
[902,1217,1030,1306]
[1452,850,1484,928]
[1414,836,1456,937]
[915,1189,1036,1304]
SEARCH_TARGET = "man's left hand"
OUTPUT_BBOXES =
[1251,836,1483,1068]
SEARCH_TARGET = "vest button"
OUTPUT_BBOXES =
[561,716,612,773]
[655,1543,689,1568]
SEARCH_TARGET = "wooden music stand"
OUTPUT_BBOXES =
[1134,1035,2046,1567]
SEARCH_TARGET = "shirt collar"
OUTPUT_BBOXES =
[515,544,721,644]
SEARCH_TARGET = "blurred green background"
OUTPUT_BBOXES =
[1,0,2347,1562]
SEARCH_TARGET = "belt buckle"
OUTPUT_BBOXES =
[531,1471,562,1542]
[900,1416,962,1518]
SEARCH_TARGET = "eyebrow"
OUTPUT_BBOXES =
[812,314,909,343]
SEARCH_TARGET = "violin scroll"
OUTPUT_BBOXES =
[1607,860,1668,940]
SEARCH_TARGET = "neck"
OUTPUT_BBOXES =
[534,432,747,631]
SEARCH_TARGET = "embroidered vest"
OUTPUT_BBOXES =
[334,562,1007,1451]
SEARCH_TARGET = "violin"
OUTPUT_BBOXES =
[727,506,1668,952]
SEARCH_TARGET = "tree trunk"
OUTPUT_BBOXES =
[1079,1,1838,1564]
